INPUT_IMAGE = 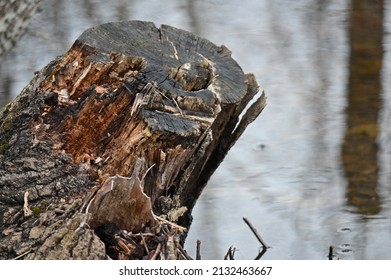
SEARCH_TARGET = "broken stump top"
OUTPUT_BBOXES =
[74,21,247,103]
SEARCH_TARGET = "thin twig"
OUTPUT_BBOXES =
[154,215,187,233]
[141,163,156,182]
[196,240,202,260]
[151,243,162,260]
[178,246,193,260]
[255,248,268,260]
[140,233,149,255]
[224,246,236,260]
[12,250,32,260]
[328,246,334,260]
[224,247,230,260]
[172,97,184,117]
[178,245,192,260]
[243,217,269,249]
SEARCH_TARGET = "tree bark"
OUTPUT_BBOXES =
[0,21,266,259]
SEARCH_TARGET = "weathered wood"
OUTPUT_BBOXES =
[0,21,266,259]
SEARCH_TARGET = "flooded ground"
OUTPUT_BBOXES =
[1,0,391,259]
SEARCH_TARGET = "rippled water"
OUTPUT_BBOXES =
[1,0,391,260]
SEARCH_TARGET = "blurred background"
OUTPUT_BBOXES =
[1,0,390,260]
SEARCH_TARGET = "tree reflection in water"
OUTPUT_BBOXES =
[342,0,384,216]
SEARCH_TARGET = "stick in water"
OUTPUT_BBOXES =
[196,240,202,260]
[243,217,269,249]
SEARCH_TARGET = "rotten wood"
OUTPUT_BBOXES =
[0,21,266,259]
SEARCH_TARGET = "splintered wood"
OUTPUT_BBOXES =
[86,174,158,233]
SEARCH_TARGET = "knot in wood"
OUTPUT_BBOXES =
[170,61,212,91]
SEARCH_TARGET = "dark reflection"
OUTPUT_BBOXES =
[49,0,69,47]
[81,0,98,24]
[342,0,383,215]
[0,70,11,109]
[114,0,131,21]
[184,0,201,35]
[0,0,41,61]
[0,0,41,108]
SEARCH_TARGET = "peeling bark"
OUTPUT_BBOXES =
[0,21,266,259]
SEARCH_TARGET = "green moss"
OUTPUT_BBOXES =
[33,206,43,215]
[40,199,47,208]
[0,143,8,153]
[32,200,48,216]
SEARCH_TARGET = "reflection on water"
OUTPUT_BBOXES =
[1,0,391,259]
[342,0,383,216]
[0,0,41,61]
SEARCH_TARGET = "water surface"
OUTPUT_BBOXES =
[1,0,391,260]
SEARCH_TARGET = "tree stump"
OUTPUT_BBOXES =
[0,21,266,259]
